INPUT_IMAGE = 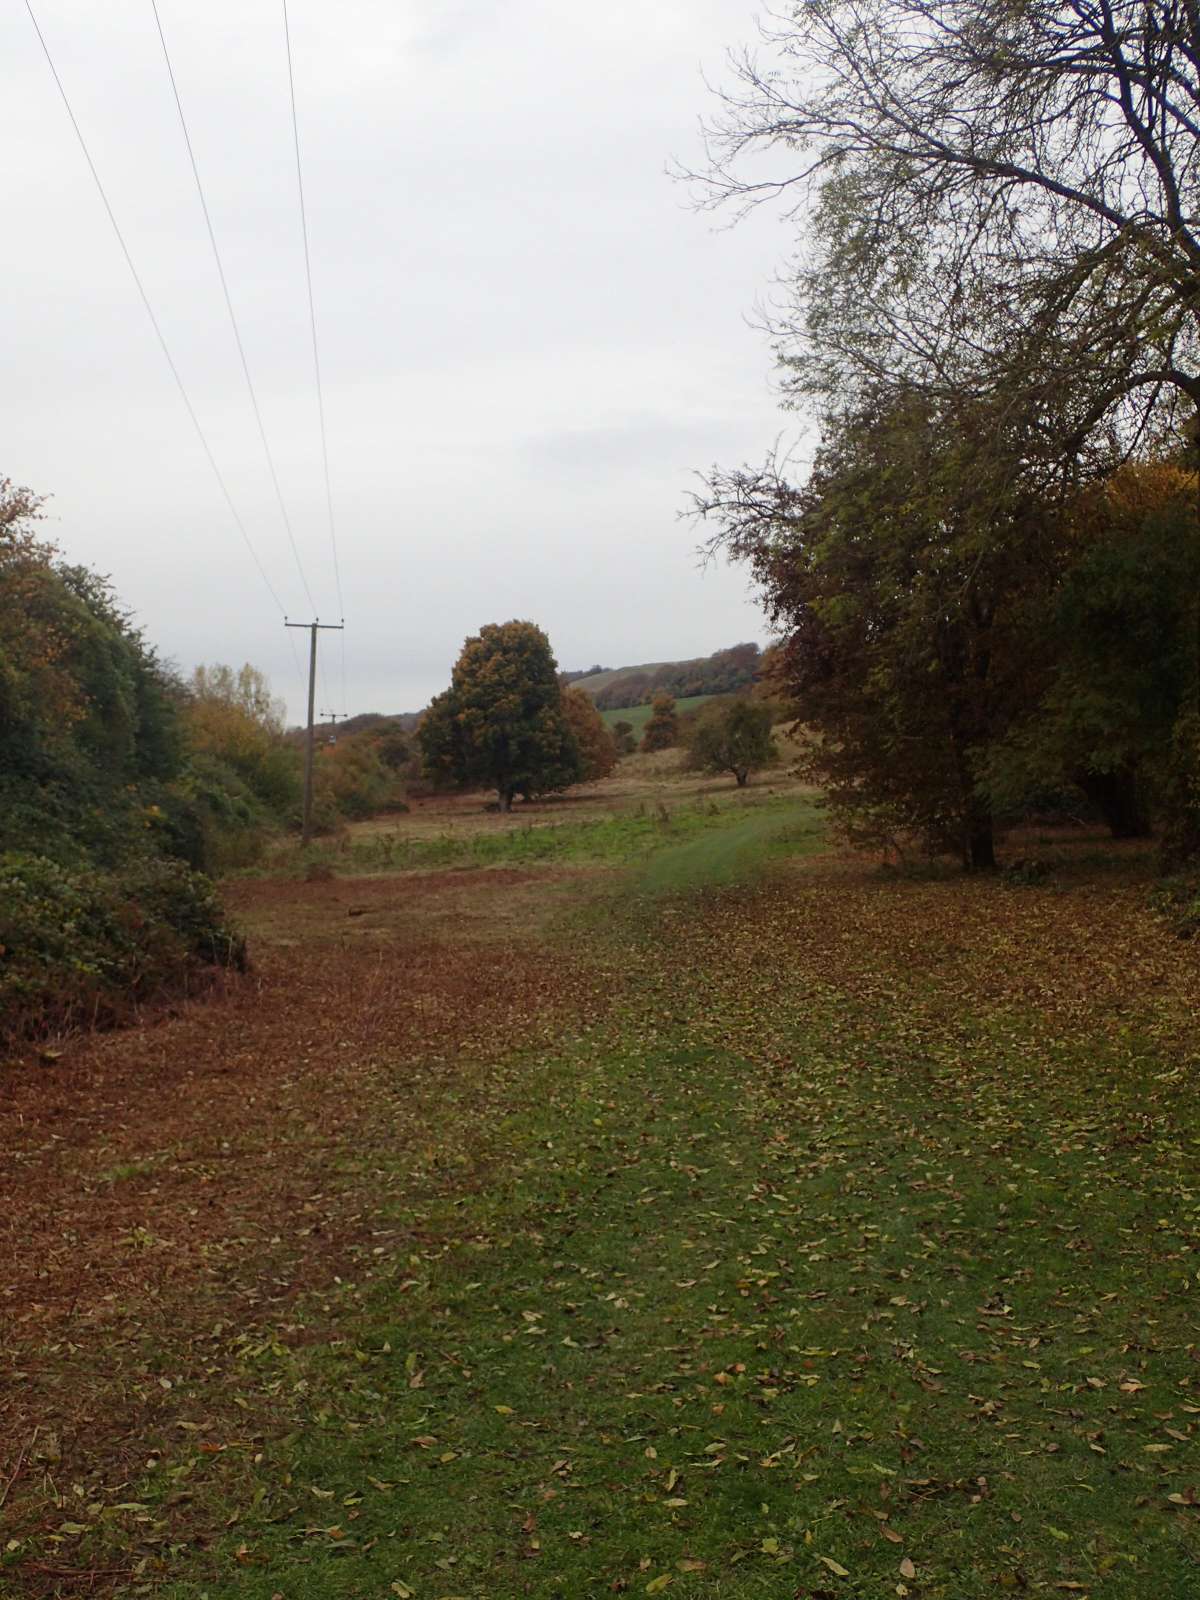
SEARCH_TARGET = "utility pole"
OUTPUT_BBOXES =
[285,618,343,845]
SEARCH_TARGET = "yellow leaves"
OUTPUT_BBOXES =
[645,1576,673,1594]
[899,1557,916,1580]
[390,1586,414,1599]
[817,1555,850,1577]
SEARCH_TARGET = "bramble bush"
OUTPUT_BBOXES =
[0,852,245,1045]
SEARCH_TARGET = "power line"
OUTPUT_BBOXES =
[149,0,319,618]
[282,0,347,711]
[22,0,288,619]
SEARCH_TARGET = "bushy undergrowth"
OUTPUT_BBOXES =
[1150,873,1200,938]
[0,852,245,1046]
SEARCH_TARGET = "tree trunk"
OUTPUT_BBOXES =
[968,825,997,873]
[735,768,748,786]
[498,788,513,813]
[966,819,998,870]
[1077,768,1152,840]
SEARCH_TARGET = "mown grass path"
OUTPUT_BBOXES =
[6,805,1199,1599]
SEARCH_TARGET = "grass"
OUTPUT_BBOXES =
[7,810,1200,1599]
[600,694,717,736]
[295,792,812,879]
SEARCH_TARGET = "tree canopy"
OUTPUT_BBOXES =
[640,694,679,753]
[685,698,778,787]
[688,1,1200,866]
[698,392,1062,869]
[690,1,1200,457]
[561,686,619,782]
[418,621,582,809]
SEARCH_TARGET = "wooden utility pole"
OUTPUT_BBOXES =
[285,619,343,845]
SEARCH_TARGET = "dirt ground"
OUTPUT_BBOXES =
[0,859,614,1576]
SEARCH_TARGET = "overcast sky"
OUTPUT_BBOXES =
[3,1,801,721]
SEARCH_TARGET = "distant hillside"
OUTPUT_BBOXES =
[335,710,423,736]
[305,644,764,734]
[572,643,763,711]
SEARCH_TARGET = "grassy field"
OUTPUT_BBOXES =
[599,694,717,736]
[4,783,1199,1599]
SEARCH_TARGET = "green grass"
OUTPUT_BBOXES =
[631,803,822,897]
[600,694,717,736]
[25,808,1200,1599]
[298,793,813,879]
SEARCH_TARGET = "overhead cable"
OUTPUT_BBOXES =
[282,0,348,710]
[149,0,320,618]
[22,0,289,619]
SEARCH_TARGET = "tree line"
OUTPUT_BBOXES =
[0,480,414,1042]
[690,0,1200,870]
[589,643,761,711]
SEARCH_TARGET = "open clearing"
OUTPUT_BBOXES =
[597,696,717,737]
[3,762,1199,1599]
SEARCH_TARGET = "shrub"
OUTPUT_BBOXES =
[0,852,245,1046]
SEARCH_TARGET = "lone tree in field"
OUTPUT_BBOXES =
[686,698,777,787]
[418,621,581,811]
[640,694,678,752]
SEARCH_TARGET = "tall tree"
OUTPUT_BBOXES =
[698,392,1056,869]
[419,621,581,810]
[692,0,1200,860]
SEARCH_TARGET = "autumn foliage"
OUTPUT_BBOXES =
[420,621,592,809]
[561,685,619,781]
[640,693,679,753]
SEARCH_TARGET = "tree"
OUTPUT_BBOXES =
[692,2,1200,861]
[640,694,679,753]
[190,662,285,733]
[693,1,1200,433]
[697,392,1057,870]
[985,461,1200,848]
[418,621,581,810]
[184,664,299,817]
[315,734,393,820]
[561,685,619,782]
[611,720,637,756]
[685,698,777,786]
